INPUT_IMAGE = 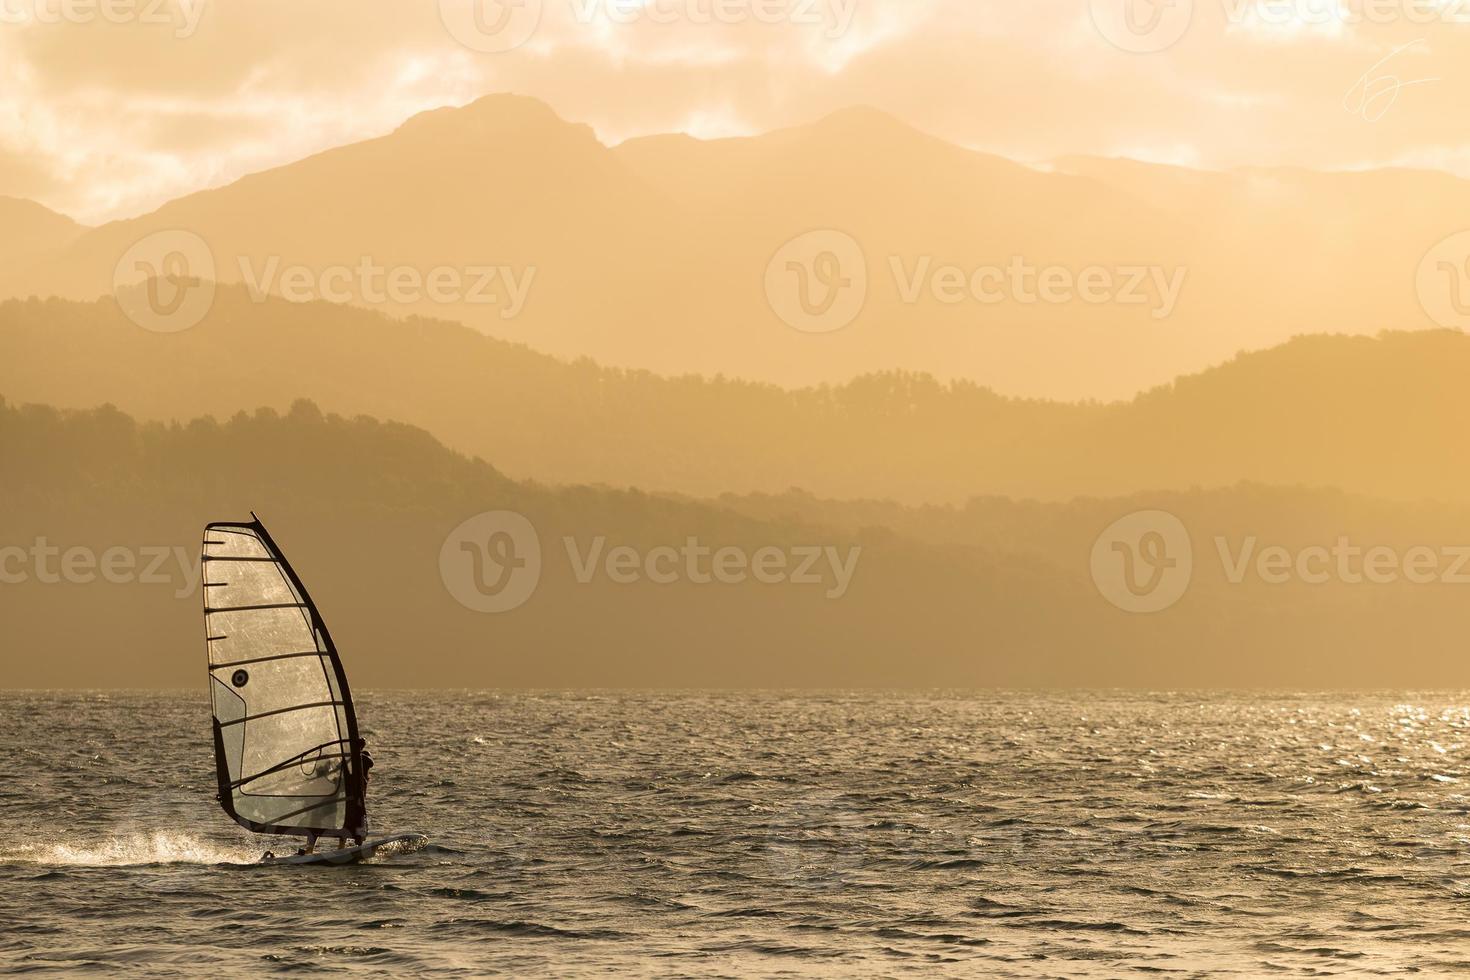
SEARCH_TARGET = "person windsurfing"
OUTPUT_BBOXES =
[297,742,374,855]
[355,743,375,843]
[205,516,424,864]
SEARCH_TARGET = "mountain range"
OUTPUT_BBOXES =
[7,396,1469,689]
[4,94,1466,401]
[7,94,1467,689]
[2,291,1467,504]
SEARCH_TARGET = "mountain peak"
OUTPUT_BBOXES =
[393,93,582,140]
[0,195,81,227]
[0,196,85,262]
[809,105,919,137]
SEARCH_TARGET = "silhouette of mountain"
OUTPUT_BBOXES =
[6,397,1470,689]
[0,197,85,264]
[3,291,1469,505]
[4,95,1465,400]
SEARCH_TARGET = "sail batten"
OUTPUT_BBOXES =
[202,555,292,563]
[202,518,366,840]
[212,651,330,670]
[205,602,312,614]
[232,743,352,789]
[216,700,350,728]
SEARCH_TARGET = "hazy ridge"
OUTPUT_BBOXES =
[2,95,1464,400]
[0,196,85,264]
[5,396,1470,689]
[3,292,1467,504]
[6,95,1468,690]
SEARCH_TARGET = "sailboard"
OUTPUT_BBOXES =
[259,833,427,866]
[201,514,420,865]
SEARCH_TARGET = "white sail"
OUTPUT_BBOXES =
[201,519,365,838]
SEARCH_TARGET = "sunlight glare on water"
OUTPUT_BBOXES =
[4,690,1470,976]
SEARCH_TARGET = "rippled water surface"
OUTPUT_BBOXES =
[5,691,1470,976]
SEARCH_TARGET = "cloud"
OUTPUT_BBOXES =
[4,0,1470,223]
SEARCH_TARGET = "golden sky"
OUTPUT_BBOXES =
[3,0,1468,224]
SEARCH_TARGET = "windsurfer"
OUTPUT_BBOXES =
[350,743,375,846]
[298,747,373,854]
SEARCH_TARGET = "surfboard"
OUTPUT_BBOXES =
[201,515,423,867]
[259,833,428,866]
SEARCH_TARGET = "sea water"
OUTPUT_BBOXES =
[3,690,1470,976]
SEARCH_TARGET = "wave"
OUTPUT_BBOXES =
[0,831,258,867]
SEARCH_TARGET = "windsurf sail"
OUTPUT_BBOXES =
[201,516,366,839]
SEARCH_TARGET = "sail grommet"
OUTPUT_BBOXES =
[232,669,250,688]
